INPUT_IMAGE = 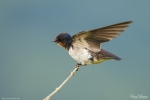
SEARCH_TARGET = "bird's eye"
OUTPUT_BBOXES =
[55,38,61,43]
[58,38,62,41]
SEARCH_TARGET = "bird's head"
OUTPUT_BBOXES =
[52,33,72,50]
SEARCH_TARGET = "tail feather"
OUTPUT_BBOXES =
[100,49,121,60]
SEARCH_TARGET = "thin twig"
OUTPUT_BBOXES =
[43,66,80,100]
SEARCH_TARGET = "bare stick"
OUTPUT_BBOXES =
[43,66,80,100]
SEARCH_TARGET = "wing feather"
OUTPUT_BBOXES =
[72,21,132,52]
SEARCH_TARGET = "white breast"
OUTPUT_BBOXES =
[68,46,93,65]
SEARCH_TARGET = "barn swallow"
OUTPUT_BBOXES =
[53,21,132,68]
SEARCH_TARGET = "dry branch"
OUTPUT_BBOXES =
[43,66,79,100]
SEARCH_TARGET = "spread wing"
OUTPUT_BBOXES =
[71,21,132,52]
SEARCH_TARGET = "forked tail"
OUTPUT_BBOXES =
[99,49,121,60]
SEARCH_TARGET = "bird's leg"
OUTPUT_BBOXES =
[75,63,81,71]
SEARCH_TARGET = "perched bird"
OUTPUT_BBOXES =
[53,21,132,68]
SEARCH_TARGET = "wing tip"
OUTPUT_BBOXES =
[122,21,133,24]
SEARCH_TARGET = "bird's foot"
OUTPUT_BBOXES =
[75,63,81,71]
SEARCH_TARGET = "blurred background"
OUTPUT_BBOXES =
[0,0,150,100]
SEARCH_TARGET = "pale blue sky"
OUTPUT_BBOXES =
[0,0,150,100]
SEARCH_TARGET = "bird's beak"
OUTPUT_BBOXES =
[52,40,56,42]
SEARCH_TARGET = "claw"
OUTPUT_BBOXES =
[75,63,81,71]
